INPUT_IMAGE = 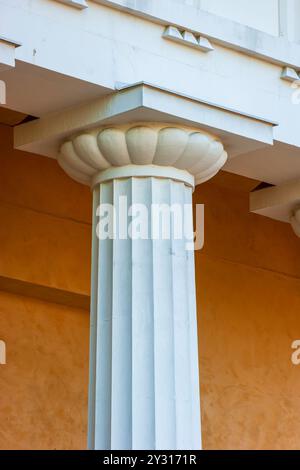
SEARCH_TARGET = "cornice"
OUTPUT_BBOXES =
[93,0,300,70]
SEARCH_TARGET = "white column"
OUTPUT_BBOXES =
[89,173,200,450]
[58,123,227,450]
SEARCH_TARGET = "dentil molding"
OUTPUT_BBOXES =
[163,26,214,53]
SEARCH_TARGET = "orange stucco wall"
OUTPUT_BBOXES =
[0,124,91,450]
[1,124,300,449]
[195,175,300,450]
[0,291,89,450]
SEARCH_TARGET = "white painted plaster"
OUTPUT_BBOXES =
[88,176,201,450]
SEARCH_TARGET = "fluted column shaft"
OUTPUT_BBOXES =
[57,123,227,450]
[88,175,201,450]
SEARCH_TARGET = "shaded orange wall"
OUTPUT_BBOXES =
[195,175,300,450]
[0,124,91,449]
[0,291,89,450]
[0,125,92,298]
[1,124,300,449]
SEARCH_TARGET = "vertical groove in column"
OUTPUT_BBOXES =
[152,178,177,450]
[110,179,133,450]
[171,182,194,450]
[131,177,155,450]
[185,185,202,450]
[95,182,113,450]
[88,186,100,450]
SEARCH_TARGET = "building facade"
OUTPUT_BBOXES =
[1,0,300,450]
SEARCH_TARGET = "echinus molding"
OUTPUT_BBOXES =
[53,0,88,9]
[58,123,228,187]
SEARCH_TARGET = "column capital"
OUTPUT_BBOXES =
[58,122,227,188]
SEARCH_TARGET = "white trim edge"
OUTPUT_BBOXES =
[91,165,195,189]
[53,0,88,10]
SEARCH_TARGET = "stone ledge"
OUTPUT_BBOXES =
[53,0,88,10]
[0,275,90,310]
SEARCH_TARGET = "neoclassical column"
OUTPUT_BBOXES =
[58,123,227,450]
